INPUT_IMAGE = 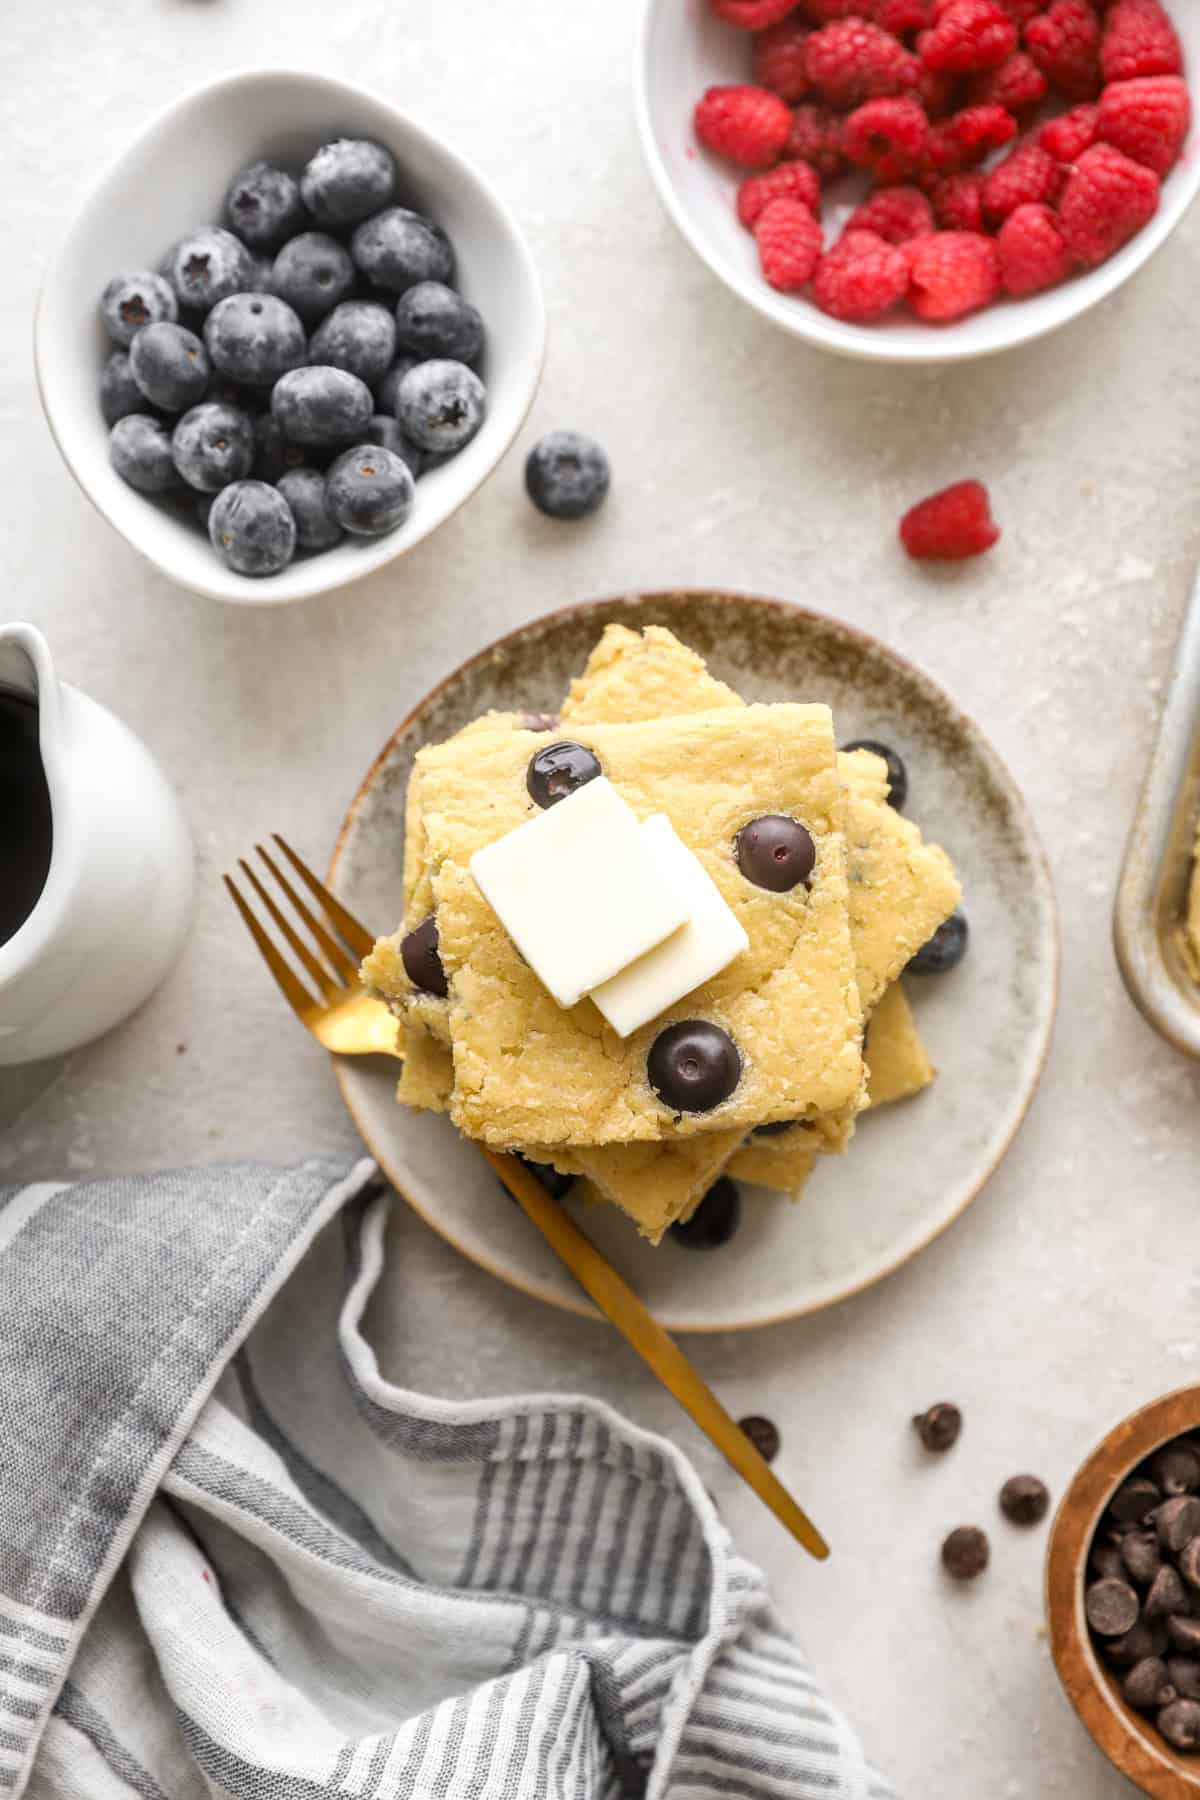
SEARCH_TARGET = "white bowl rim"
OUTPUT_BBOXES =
[632,0,1200,366]
[34,65,547,605]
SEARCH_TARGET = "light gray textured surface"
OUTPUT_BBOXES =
[3,1,1200,1793]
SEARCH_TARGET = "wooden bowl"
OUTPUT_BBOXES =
[1047,1386,1200,1796]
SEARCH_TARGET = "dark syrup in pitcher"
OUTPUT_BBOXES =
[0,691,52,946]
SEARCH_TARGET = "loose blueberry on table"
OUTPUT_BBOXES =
[100,137,490,577]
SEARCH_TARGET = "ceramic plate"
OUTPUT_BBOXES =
[329,593,1058,1333]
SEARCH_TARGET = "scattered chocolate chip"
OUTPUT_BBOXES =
[1168,1658,1200,1702]
[1121,1529,1165,1586]
[999,1474,1050,1528]
[1106,1621,1168,1668]
[525,740,602,809]
[734,815,816,893]
[1156,1496,1200,1554]
[1125,1657,1174,1713]
[1146,1566,1188,1620]
[1168,1615,1200,1654]
[1110,1476,1161,1524]
[670,1178,742,1251]
[913,1403,962,1454]
[1150,1443,1200,1497]
[1179,1537,1200,1591]
[739,1415,781,1463]
[942,1526,989,1582]
[840,738,908,812]
[1159,1698,1200,1751]
[400,915,448,997]
[1086,1578,1141,1637]
[648,1020,741,1114]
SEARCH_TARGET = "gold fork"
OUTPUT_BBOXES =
[225,836,829,1562]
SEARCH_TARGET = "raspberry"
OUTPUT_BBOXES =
[1038,101,1099,160]
[918,1,1018,73]
[983,141,1064,222]
[754,196,825,287]
[847,183,936,241]
[916,63,963,116]
[931,170,986,228]
[785,102,849,179]
[1024,0,1102,103]
[1097,74,1191,177]
[843,96,929,180]
[710,0,802,28]
[805,18,920,108]
[736,159,823,226]
[1100,0,1183,84]
[900,481,1000,559]
[753,20,812,101]
[996,201,1073,293]
[1058,141,1160,265]
[694,85,794,167]
[965,50,1048,109]
[874,0,933,31]
[920,101,1017,177]
[908,230,1001,319]
[812,228,911,320]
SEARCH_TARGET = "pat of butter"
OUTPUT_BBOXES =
[469,777,690,1010]
[589,816,749,1038]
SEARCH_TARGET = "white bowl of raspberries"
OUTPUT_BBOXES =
[636,0,1199,361]
[35,69,545,603]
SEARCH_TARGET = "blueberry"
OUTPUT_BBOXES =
[203,293,306,387]
[308,301,397,386]
[325,444,415,537]
[161,226,254,315]
[170,402,255,493]
[301,138,396,229]
[109,414,177,493]
[840,738,908,811]
[245,255,275,295]
[277,467,344,550]
[99,351,145,426]
[395,360,485,454]
[363,414,424,474]
[374,354,421,416]
[270,232,356,326]
[510,1156,576,1202]
[208,480,296,576]
[128,322,210,413]
[525,431,610,521]
[670,1178,742,1251]
[394,282,483,363]
[100,271,178,347]
[251,413,305,483]
[350,208,454,295]
[908,908,969,976]
[224,161,307,251]
[271,365,374,447]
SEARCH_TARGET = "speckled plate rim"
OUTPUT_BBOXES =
[328,590,1060,1333]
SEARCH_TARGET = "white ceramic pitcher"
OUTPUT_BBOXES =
[0,623,194,1064]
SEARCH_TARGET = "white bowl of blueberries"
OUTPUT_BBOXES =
[35,69,546,604]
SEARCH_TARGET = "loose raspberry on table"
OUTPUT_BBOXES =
[847,183,936,241]
[694,85,794,167]
[983,140,1064,222]
[805,17,920,108]
[965,50,1048,109]
[900,480,1000,559]
[996,201,1072,294]
[843,95,929,179]
[918,1,1018,73]
[753,20,813,102]
[710,0,802,28]
[785,102,849,179]
[736,159,823,226]
[1097,74,1191,177]
[1038,101,1099,161]
[908,229,1001,319]
[1057,141,1160,265]
[812,228,912,320]
[1100,0,1183,84]
[1024,0,1102,102]
[931,170,986,228]
[754,196,825,287]
[874,0,934,33]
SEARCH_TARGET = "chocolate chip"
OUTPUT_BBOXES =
[648,1021,741,1114]
[1110,1476,1162,1524]
[913,1403,962,1454]
[1159,1698,1200,1750]
[1107,1621,1168,1668]
[1179,1537,1200,1591]
[1150,1443,1200,1497]
[1086,1578,1141,1637]
[999,1474,1050,1528]
[942,1526,989,1582]
[1168,1615,1200,1653]
[1168,1658,1200,1702]
[734,815,816,893]
[739,1415,781,1463]
[525,740,602,809]
[840,738,908,812]
[1146,1566,1188,1620]
[669,1178,742,1251]
[400,915,447,997]
[1121,1529,1165,1586]
[1157,1496,1200,1553]
[1125,1657,1174,1713]
[1091,1542,1128,1582]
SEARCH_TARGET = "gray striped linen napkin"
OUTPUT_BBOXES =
[0,1158,895,1800]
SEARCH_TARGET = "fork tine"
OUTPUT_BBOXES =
[223,873,321,1019]
[256,845,359,985]
[271,834,376,960]
[239,860,341,1001]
